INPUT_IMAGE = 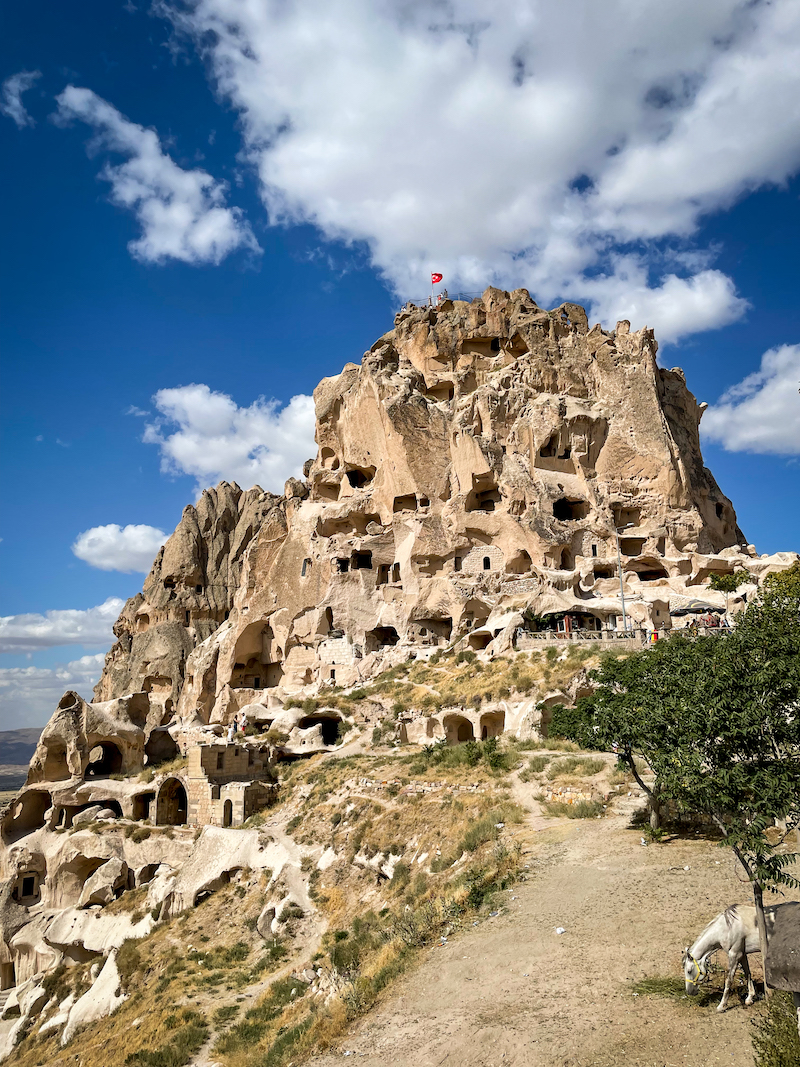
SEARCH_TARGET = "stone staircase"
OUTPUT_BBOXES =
[0,988,14,1016]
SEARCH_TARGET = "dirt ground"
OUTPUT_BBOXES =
[306,800,794,1067]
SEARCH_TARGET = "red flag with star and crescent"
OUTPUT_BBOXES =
[431,273,443,284]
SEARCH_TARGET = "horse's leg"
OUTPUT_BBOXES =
[741,954,755,1006]
[793,992,800,1042]
[717,952,737,1012]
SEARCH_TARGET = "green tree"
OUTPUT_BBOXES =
[708,567,751,614]
[576,562,800,961]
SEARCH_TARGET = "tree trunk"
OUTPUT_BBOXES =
[753,881,772,999]
[649,780,662,831]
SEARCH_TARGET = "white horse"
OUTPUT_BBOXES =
[683,904,766,1012]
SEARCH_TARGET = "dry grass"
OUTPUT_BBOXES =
[2,877,291,1067]
[360,647,601,716]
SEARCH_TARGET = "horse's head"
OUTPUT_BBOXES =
[682,947,705,994]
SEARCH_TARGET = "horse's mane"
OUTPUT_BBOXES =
[698,904,741,938]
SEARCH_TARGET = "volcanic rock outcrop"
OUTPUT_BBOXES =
[0,288,796,1052]
[89,287,784,722]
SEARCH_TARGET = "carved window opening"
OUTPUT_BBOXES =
[86,741,123,778]
[345,466,376,489]
[377,564,390,586]
[453,556,462,572]
[352,551,373,570]
[133,792,155,820]
[466,487,500,512]
[301,558,311,577]
[393,494,417,513]
[483,556,491,571]
[316,482,339,502]
[320,447,340,470]
[559,548,574,571]
[552,498,588,521]
[427,382,454,403]
[613,505,641,527]
[619,537,646,556]
[365,626,400,652]
[392,563,401,583]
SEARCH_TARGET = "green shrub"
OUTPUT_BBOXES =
[391,862,411,890]
[116,940,143,987]
[213,1004,240,1026]
[752,991,800,1066]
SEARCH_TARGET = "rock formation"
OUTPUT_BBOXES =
[0,287,796,1055]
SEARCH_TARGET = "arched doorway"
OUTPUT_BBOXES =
[222,799,233,828]
[443,715,474,746]
[155,778,187,826]
[480,711,505,740]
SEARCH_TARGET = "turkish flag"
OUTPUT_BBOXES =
[431,273,443,284]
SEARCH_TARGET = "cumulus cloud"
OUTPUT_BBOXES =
[0,654,105,730]
[0,70,40,128]
[158,0,800,341]
[580,262,748,346]
[72,524,168,573]
[702,344,800,454]
[54,86,260,265]
[143,384,316,492]
[0,599,124,654]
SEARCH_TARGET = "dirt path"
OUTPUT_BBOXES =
[306,805,791,1067]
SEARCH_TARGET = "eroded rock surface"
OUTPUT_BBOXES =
[1,288,796,1054]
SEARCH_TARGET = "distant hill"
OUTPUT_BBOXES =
[0,727,41,772]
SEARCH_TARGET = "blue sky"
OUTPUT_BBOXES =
[1,0,799,728]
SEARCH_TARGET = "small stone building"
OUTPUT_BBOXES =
[184,744,276,828]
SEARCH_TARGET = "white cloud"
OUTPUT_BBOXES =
[72,524,168,573]
[0,654,105,730]
[581,262,747,346]
[54,85,260,265]
[702,344,800,455]
[159,0,800,341]
[143,384,316,493]
[0,599,124,654]
[0,70,40,128]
